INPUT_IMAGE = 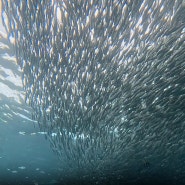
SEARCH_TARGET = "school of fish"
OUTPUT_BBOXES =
[1,0,185,183]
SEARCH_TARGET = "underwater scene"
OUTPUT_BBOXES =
[0,21,62,185]
[0,0,185,185]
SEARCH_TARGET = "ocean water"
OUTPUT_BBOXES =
[0,30,63,185]
[1,26,185,185]
[0,1,185,185]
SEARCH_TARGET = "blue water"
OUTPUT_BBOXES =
[0,33,62,185]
